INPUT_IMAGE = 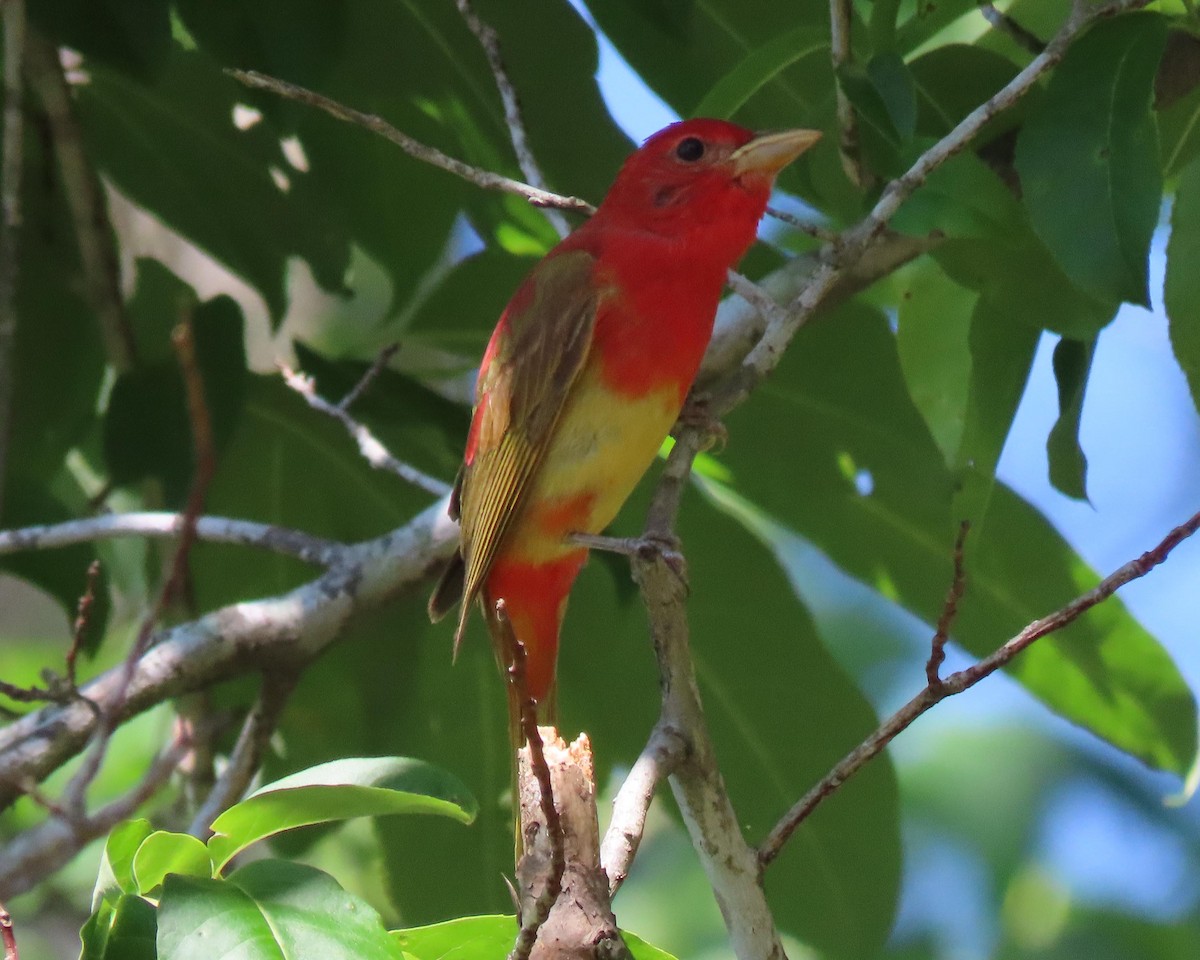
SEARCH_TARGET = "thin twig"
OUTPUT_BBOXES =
[830,0,870,189]
[765,206,840,244]
[25,32,136,370]
[61,320,216,817]
[758,504,1200,867]
[338,343,399,413]
[455,0,570,239]
[498,600,563,960]
[1,900,16,960]
[68,560,102,689]
[980,3,1047,55]
[720,0,1150,417]
[280,362,452,498]
[926,521,970,685]
[630,431,789,960]
[0,512,344,566]
[0,497,460,824]
[227,69,595,215]
[600,723,687,896]
[188,670,299,837]
[0,728,194,900]
[0,0,27,519]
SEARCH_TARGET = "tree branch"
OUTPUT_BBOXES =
[0,498,458,817]
[0,0,27,520]
[719,0,1149,417]
[227,69,596,215]
[758,504,1200,868]
[0,727,194,900]
[25,31,136,370]
[600,723,687,896]
[280,362,452,498]
[188,669,299,838]
[830,0,870,189]
[629,432,789,960]
[0,512,344,566]
[455,0,570,240]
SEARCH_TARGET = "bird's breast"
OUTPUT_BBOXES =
[498,363,682,565]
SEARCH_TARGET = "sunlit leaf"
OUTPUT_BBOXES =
[207,757,477,872]
[157,861,402,960]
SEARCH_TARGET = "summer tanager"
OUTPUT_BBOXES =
[429,118,819,725]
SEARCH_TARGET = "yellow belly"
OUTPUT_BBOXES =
[502,367,681,563]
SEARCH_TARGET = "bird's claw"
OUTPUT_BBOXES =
[673,395,727,453]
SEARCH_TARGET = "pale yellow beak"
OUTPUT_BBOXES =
[728,128,822,177]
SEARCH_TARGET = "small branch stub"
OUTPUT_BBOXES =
[515,731,630,960]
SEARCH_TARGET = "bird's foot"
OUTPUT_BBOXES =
[673,394,727,452]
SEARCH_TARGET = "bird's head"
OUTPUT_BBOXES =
[593,118,820,255]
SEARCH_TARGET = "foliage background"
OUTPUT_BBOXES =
[3,1,1200,958]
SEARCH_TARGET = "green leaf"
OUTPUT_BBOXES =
[76,49,350,321]
[1158,31,1200,177]
[671,491,902,959]
[103,295,248,503]
[952,299,1039,525]
[892,153,1025,240]
[0,480,111,649]
[582,0,858,218]
[31,0,171,79]
[92,819,155,910]
[1166,157,1200,416]
[391,916,679,960]
[207,757,477,872]
[1046,337,1096,502]
[693,26,827,119]
[126,258,202,364]
[909,44,1022,140]
[896,259,976,464]
[721,301,1197,774]
[933,237,1118,340]
[157,861,402,960]
[867,52,917,143]
[391,916,515,960]
[188,374,446,613]
[80,894,159,960]
[133,831,214,895]
[1015,14,1168,307]
[836,62,904,148]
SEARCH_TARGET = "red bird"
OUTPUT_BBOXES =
[429,119,819,724]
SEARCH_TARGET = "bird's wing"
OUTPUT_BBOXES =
[451,247,603,652]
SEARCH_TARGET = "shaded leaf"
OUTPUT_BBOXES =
[909,44,1023,140]
[77,49,350,321]
[80,894,159,960]
[0,480,111,649]
[1015,14,1168,306]
[157,861,402,960]
[31,0,171,79]
[103,296,248,503]
[867,51,917,142]
[207,757,477,872]
[673,490,901,958]
[721,301,1196,774]
[1166,158,1200,416]
[1046,337,1096,501]
[896,259,976,464]
[952,299,1039,525]
[693,26,827,119]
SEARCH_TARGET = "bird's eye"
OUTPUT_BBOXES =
[675,137,705,162]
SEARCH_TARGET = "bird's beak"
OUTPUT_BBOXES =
[728,128,822,178]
